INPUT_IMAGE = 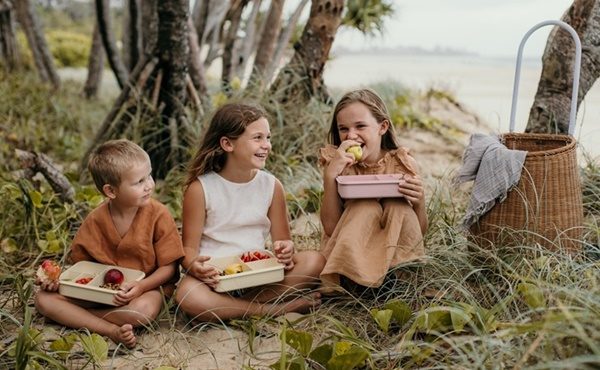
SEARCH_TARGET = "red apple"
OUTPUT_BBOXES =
[103,268,124,285]
[36,259,61,282]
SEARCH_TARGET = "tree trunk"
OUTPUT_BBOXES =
[221,0,248,94]
[122,0,141,71]
[192,0,208,44]
[526,0,600,134]
[203,0,231,67]
[187,16,209,108]
[83,22,104,99]
[95,0,128,89]
[235,0,262,81]
[140,0,158,53]
[249,0,284,89]
[83,0,194,180]
[14,0,60,88]
[269,0,344,108]
[0,0,19,70]
[265,0,308,84]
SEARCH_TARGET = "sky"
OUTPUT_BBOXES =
[333,0,575,57]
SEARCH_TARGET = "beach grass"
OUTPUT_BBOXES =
[1,70,600,369]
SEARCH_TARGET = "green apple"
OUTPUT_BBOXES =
[346,145,363,161]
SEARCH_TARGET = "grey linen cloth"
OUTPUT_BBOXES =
[455,133,527,228]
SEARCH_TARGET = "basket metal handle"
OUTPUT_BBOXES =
[509,20,581,136]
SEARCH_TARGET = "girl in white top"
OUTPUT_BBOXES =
[175,103,325,322]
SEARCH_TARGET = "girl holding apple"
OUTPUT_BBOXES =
[175,102,325,322]
[319,88,428,294]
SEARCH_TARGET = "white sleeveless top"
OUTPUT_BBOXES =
[198,170,275,258]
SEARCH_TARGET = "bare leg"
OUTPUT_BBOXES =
[175,275,321,322]
[35,289,163,348]
[247,250,326,303]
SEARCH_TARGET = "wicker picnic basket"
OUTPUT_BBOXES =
[469,20,584,253]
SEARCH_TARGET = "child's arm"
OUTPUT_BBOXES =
[268,179,295,269]
[398,157,428,235]
[180,181,220,287]
[113,262,176,305]
[320,141,358,236]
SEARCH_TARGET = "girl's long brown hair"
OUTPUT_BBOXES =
[185,103,267,187]
[328,88,400,149]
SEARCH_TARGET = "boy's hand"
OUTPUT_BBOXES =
[273,240,295,270]
[36,277,59,292]
[113,281,143,306]
[188,255,220,288]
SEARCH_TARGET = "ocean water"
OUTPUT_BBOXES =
[323,53,600,158]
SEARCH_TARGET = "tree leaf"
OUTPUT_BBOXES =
[333,340,353,356]
[269,355,306,370]
[383,299,412,326]
[1,238,18,253]
[79,333,108,364]
[29,190,43,208]
[284,329,313,357]
[327,346,369,370]
[517,282,546,309]
[309,344,333,367]
[50,333,78,357]
[370,308,393,334]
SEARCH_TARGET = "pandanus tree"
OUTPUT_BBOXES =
[0,0,19,70]
[526,0,600,134]
[82,0,198,179]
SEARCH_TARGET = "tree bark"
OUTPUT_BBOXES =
[16,149,75,203]
[83,22,104,99]
[187,16,209,107]
[221,0,248,94]
[140,0,158,53]
[14,0,60,88]
[192,0,208,44]
[95,0,128,89]
[83,0,194,180]
[0,0,19,70]
[265,0,308,83]
[203,0,231,67]
[235,0,262,81]
[269,0,344,108]
[526,0,600,134]
[122,0,141,71]
[249,0,285,89]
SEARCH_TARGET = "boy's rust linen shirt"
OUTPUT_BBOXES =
[69,198,184,275]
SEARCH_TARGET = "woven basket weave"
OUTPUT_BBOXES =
[469,20,584,253]
[469,133,583,252]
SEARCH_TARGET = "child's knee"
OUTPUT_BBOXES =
[34,290,59,316]
[296,251,326,277]
[126,294,162,323]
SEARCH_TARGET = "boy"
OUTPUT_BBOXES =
[35,139,185,348]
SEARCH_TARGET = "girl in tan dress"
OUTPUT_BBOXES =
[319,89,428,294]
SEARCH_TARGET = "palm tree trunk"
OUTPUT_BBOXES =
[95,0,128,89]
[265,0,308,84]
[14,0,60,88]
[249,0,284,89]
[83,22,104,99]
[221,0,248,94]
[526,0,600,134]
[270,0,344,108]
[0,0,19,70]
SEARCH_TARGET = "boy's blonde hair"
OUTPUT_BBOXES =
[88,139,150,195]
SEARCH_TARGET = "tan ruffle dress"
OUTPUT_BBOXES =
[319,146,426,291]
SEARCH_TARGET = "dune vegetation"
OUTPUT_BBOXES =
[1,63,600,370]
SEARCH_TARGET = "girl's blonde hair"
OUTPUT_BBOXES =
[185,102,267,187]
[328,88,400,149]
[88,139,150,195]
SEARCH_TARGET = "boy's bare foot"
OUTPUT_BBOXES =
[110,324,136,348]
